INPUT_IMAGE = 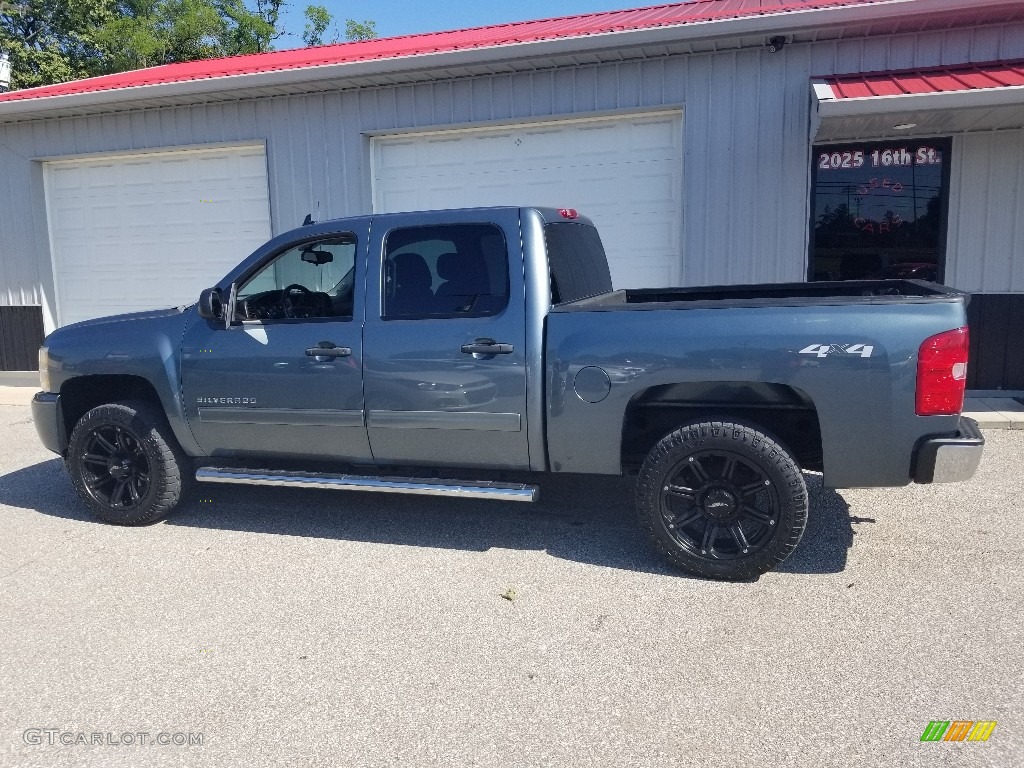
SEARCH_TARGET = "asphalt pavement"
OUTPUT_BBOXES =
[0,403,1020,767]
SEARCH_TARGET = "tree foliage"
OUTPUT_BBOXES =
[1,1,111,89]
[0,0,377,91]
[301,3,328,47]
[303,5,375,47]
[344,18,374,41]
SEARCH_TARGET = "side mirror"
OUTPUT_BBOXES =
[197,287,223,320]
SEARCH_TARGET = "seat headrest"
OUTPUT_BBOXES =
[436,252,464,280]
[392,252,431,289]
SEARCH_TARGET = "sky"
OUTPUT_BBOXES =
[276,0,643,48]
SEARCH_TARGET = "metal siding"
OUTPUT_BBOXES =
[946,129,1024,294]
[710,51,740,284]
[553,69,576,115]
[731,50,761,284]
[756,51,788,284]
[2,22,1024,309]
[451,80,474,124]
[530,71,554,116]
[0,134,40,306]
[682,53,712,285]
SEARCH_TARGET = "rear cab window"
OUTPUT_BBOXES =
[544,222,613,304]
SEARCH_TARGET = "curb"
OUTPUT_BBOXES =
[962,398,1024,431]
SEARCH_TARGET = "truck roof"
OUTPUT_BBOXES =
[297,205,595,234]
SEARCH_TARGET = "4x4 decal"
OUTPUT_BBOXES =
[798,343,874,359]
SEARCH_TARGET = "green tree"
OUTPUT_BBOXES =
[0,0,114,90]
[302,3,329,47]
[218,0,277,54]
[344,18,374,41]
[0,0,377,91]
[304,6,376,47]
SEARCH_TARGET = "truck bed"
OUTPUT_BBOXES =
[553,279,966,312]
[544,279,969,488]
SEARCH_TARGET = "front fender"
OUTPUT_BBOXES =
[44,307,202,456]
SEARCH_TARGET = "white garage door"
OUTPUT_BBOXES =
[372,112,682,289]
[44,144,272,327]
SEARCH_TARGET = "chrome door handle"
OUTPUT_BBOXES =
[461,338,514,355]
[305,342,352,358]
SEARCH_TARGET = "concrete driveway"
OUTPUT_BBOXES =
[0,403,1020,767]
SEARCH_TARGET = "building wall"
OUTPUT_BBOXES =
[947,129,1024,294]
[947,128,1024,389]
[1,20,1023,324]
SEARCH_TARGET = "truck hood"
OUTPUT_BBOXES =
[56,305,190,332]
[43,304,195,396]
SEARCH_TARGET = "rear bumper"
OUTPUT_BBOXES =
[31,392,65,455]
[913,417,985,484]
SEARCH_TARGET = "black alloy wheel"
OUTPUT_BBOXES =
[67,400,190,525]
[660,448,780,561]
[79,423,152,510]
[636,421,808,580]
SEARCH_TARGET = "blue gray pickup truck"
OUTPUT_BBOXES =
[31,206,984,580]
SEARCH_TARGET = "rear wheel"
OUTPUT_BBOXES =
[636,421,807,580]
[67,400,189,525]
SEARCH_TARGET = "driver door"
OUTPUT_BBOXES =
[181,230,372,462]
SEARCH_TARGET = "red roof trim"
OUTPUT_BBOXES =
[0,0,881,103]
[823,60,1024,98]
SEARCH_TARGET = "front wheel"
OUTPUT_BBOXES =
[635,421,808,580]
[67,400,189,525]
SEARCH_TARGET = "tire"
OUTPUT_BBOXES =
[635,420,807,580]
[67,400,190,525]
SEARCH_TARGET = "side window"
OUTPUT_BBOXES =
[382,224,509,319]
[236,236,357,321]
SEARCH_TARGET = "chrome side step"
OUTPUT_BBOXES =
[195,466,538,502]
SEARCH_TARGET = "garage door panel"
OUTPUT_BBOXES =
[379,189,420,213]
[379,154,681,181]
[632,117,682,144]
[376,141,416,171]
[375,114,682,287]
[617,172,679,204]
[45,146,271,327]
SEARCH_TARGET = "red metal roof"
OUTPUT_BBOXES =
[0,0,881,103]
[823,60,1024,98]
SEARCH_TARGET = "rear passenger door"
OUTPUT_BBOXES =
[362,210,530,469]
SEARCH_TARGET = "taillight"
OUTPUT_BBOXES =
[916,327,969,416]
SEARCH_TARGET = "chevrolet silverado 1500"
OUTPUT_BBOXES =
[32,207,984,579]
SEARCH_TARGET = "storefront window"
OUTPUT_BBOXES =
[809,138,950,282]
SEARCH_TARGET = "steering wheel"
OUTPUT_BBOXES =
[281,283,314,318]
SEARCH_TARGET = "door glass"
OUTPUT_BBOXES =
[544,221,613,303]
[236,236,357,321]
[810,139,950,282]
[382,225,508,318]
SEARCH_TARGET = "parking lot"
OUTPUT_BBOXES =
[0,402,1020,767]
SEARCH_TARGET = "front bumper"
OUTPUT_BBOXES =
[913,417,985,484]
[31,392,65,455]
